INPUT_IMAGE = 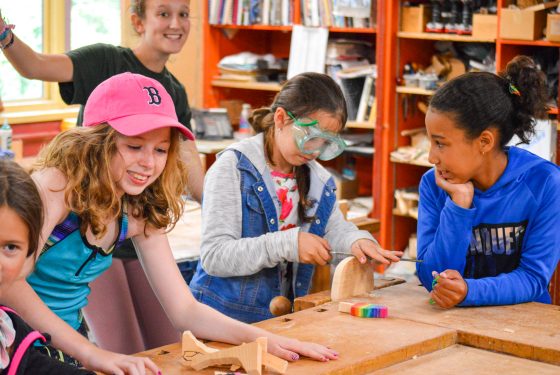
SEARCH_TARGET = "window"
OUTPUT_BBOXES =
[0,1,44,102]
[70,0,121,50]
[0,0,120,109]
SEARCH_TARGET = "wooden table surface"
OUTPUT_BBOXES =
[134,282,560,374]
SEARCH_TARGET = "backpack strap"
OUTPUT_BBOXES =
[0,307,47,375]
[0,306,16,314]
[7,331,46,375]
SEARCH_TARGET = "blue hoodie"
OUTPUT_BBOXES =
[417,146,560,306]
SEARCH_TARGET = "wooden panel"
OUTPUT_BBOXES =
[137,314,457,375]
[354,283,560,365]
[374,345,560,375]
[133,283,560,374]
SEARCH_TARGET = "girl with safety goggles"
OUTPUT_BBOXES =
[189,72,402,325]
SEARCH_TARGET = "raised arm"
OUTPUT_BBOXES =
[0,11,73,82]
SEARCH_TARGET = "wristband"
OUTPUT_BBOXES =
[0,24,14,41]
[0,31,14,50]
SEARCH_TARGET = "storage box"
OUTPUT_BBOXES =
[500,2,559,40]
[401,5,431,33]
[472,14,498,39]
[335,177,359,200]
[546,13,560,41]
[517,0,544,9]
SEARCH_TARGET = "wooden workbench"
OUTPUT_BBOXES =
[133,282,560,374]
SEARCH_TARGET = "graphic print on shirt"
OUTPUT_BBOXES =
[464,220,527,279]
[271,171,298,231]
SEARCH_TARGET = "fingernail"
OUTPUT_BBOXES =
[360,257,366,263]
[292,354,299,361]
[432,271,438,277]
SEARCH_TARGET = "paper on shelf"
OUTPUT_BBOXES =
[287,25,329,79]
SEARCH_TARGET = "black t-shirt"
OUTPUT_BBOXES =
[59,43,192,129]
[0,308,94,375]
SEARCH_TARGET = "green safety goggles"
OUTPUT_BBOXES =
[287,111,347,161]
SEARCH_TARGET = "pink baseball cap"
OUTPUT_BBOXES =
[83,72,195,140]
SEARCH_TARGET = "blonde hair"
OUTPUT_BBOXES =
[34,124,188,238]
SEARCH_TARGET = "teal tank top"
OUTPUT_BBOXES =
[27,205,128,330]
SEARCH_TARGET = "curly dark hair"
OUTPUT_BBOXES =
[429,56,549,147]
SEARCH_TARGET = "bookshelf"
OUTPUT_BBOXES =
[202,0,382,202]
[378,0,560,304]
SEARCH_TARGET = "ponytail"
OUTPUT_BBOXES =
[500,55,548,145]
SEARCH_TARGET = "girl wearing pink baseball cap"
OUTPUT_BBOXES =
[1,73,338,375]
[0,0,206,353]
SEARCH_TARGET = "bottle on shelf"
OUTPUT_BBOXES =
[236,103,252,140]
[0,118,12,151]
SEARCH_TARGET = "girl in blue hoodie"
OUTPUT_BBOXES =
[417,55,560,308]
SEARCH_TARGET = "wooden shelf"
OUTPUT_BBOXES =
[397,31,495,43]
[347,121,375,129]
[210,24,376,34]
[396,86,436,96]
[390,156,433,168]
[211,24,292,32]
[499,39,560,48]
[329,27,376,34]
[211,79,283,92]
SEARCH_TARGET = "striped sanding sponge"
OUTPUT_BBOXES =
[338,301,388,318]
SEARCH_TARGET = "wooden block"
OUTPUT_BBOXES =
[331,256,374,301]
[401,5,431,33]
[182,331,218,362]
[190,341,263,375]
[257,337,288,374]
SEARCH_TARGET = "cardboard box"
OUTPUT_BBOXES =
[500,2,559,40]
[546,13,560,41]
[517,0,544,9]
[335,177,359,200]
[472,14,498,39]
[401,5,431,33]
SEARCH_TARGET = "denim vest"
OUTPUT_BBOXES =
[190,150,336,323]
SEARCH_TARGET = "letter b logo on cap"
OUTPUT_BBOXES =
[143,86,162,105]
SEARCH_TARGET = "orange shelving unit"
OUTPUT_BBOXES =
[202,0,383,211]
